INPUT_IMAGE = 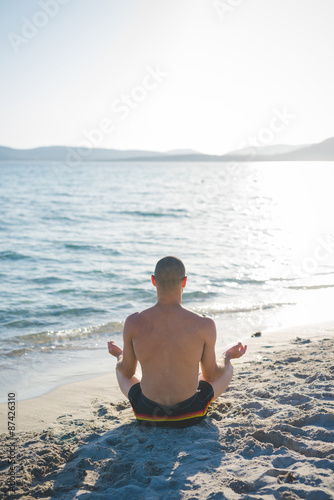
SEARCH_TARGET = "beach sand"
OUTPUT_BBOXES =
[1,321,334,499]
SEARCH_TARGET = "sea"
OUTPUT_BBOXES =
[1,160,334,402]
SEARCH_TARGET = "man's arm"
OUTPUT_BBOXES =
[200,318,247,382]
[200,318,226,382]
[109,314,138,379]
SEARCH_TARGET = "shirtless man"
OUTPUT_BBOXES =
[108,256,247,428]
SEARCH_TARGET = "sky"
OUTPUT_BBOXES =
[1,0,334,154]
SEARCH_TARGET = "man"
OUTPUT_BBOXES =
[108,256,247,428]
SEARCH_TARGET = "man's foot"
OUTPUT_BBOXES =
[108,341,123,358]
[225,342,247,361]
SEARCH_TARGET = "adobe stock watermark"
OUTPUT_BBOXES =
[188,106,296,210]
[277,234,334,290]
[255,231,334,337]
[176,105,296,332]
[236,107,296,157]
[52,64,169,179]
[231,232,334,341]
[212,0,245,21]
[7,0,71,54]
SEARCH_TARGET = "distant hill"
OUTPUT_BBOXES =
[277,137,334,161]
[226,143,303,157]
[0,138,333,162]
[229,138,334,162]
[0,146,177,161]
[125,138,334,162]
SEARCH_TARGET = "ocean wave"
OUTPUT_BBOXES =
[222,278,267,286]
[42,215,76,222]
[55,288,113,298]
[63,243,121,255]
[313,270,334,276]
[183,291,218,299]
[75,269,118,278]
[45,307,106,317]
[286,284,334,291]
[184,278,268,296]
[3,347,34,357]
[0,307,31,319]
[1,307,107,329]
[0,250,30,260]
[192,302,295,316]
[3,343,104,358]
[30,276,70,285]
[110,209,188,218]
[1,321,124,356]
[3,319,45,328]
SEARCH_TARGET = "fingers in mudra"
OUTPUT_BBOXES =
[226,343,247,359]
[108,341,123,357]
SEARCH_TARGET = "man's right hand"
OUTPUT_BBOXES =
[225,342,247,360]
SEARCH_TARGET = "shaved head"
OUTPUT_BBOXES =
[154,256,186,292]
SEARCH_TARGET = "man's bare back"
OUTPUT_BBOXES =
[108,257,247,419]
[122,303,216,405]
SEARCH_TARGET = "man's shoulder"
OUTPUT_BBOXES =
[124,308,152,326]
[184,307,215,323]
[124,311,140,325]
[183,308,216,331]
[198,314,216,332]
[200,315,216,326]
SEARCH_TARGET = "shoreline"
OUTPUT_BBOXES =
[0,319,333,499]
[1,319,333,435]
[1,307,333,406]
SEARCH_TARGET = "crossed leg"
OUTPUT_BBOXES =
[107,341,141,398]
[199,360,233,401]
[115,369,141,398]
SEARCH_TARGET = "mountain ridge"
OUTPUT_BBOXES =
[0,138,333,162]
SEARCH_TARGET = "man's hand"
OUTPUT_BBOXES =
[225,342,247,360]
[108,341,123,358]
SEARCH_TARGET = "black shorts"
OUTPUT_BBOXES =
[128,380,214,428]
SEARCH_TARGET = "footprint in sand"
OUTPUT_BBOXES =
[290,412,334,430]
[277,393,311,405]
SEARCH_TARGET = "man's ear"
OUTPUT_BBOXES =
[151,275,157,287]
[182,276,187,288]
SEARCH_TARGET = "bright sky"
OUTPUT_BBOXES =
[1,0,334,154]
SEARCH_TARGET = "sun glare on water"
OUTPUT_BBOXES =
[257,162,334,261]
[255,162,334,325]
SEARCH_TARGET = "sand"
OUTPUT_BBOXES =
[1,322,334,500]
